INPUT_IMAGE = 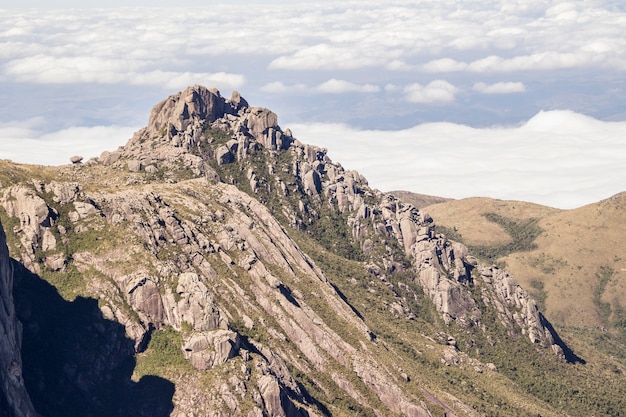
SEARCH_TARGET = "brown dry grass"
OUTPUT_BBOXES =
[423,193,626,329]
[423,197,557,246]
[387,190,452,209]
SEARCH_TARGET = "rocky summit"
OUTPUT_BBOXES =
[0,85,624,417]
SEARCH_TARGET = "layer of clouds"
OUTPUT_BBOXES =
[0,121,136,166]
[288,110,626,209]
[1,110,622,210]
[1,1,625,209]
[262,1,626,73]
[2,2,625,90]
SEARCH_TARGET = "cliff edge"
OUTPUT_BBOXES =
[0,221,36,417]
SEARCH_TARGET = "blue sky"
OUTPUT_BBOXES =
[1,0,625,208]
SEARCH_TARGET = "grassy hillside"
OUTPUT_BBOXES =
[423,193,626,337]
[386,190,452,209]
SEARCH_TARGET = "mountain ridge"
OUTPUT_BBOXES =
[1,85,624,416]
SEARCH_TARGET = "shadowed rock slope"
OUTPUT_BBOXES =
[1,222,36,417]
[1,85,625,416]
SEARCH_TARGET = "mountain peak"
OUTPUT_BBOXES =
[143,84,287,150]
[102,85,301,181]
[147,85,242,135]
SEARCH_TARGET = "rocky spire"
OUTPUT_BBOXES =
[146,85,234,135]
[99,85,292,179]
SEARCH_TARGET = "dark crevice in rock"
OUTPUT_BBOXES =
[234,333,316,417]
[277,283,301,308]
[330,282,365,321]
[135,323,155,354]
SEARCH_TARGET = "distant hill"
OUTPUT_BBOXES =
[386,190,453,209]
[422,193,626,335]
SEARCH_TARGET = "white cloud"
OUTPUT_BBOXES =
[5,55,142,84]
[315,79,380,94]
[447,36,489,51]
[473,81,526,94]
[386,60,413,71]
[545,2,579,19]
[288,110,626,209]
[0,124,137,166]
[4,55,245,90]
[129,71,246,91]
[403,80,458,103]
[268,43,384,71]
[260,81,308,94]
[466,52,600,72]
[421,58,468,73]
[384,83,400,92]
[259,79,380,95]
[421,52,605,74]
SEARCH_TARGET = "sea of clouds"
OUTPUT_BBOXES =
[0,0,625,209]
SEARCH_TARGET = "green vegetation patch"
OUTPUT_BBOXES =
[0,210,21,254]
[134,327,194,379]
[529,279,548,311]
[593,266,614,323]
[37,263,87,301]
[304,203,364,261]
[467,213,542,264]
[592,266,626,344]
[528,253,568,274]
[202,126,233,146]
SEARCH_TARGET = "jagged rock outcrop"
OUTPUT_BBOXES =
[0,222,36,417]
[147,85,229,134]
[1,185,57,272]
[183,329,241,370]
[476,264,560,351]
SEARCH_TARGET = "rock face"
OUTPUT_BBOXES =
[0,222,36,417]
[182,330,241,370]
[0,85,582,416]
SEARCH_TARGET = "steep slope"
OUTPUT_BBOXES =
[0,221,36,417]
[1,85,625,416]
